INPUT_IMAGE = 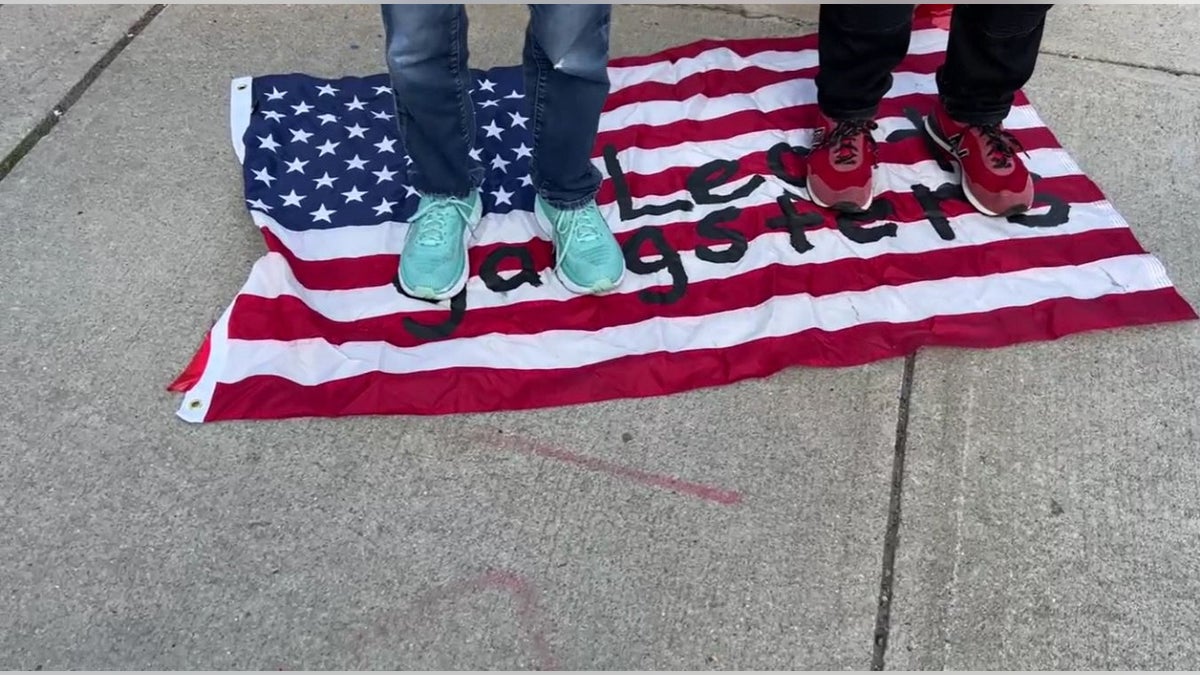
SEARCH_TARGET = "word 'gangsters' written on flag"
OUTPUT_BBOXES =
[170,21,1196,423]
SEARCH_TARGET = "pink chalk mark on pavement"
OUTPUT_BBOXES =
[420,569,560,670]
[485,433,743,506]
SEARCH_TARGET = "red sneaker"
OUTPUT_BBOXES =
[924,105,1034,217]
[806,114,878,213]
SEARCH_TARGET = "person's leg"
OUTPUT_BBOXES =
[815,4,916,121]
[924,5,1052,216]
[524,4,610,207]
[937,4,1051,124]
[382,4,482,300]
[523,4,624,295]
[383,3,479,197]
[807,5,914,213]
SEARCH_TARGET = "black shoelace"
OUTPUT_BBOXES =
[975,124,1028,169]
[815,119,879,166]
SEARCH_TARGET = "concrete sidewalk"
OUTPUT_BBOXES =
[1,4,1197,669]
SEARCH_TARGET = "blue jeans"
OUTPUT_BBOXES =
[381,4,612,208]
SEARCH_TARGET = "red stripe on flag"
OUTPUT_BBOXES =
[596,126,1062,202]
[268,173,1107,292]
[232,228,1149,347]
[605,16,944,70]
[603,52,945,111]
[594,90,1031,155]
[205,288,1197,421]
[168,329,212,393]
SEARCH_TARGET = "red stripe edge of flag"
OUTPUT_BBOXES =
[202,288,1197,422]
[167,329,212,393]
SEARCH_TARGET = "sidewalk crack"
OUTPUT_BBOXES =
[1041,49,1200,78]
[871,352,916,670]
[0,5,166,182]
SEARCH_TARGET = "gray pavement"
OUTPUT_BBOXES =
[0,3,1197,670]
[887,53,1200,670]
[0,4,152,164]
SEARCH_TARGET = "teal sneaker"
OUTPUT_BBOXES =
[534,196,626,295]
[398,192,482,300]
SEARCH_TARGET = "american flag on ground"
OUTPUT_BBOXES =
[171,19,1196,422]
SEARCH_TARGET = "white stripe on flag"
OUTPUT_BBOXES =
[252,145,1088,261]
[606,28,949,92]
[595,105,1047,182]
[245,200,1126,322]
[221,254,1171,384]
[600,70,940,133]
[598,143,1075,196]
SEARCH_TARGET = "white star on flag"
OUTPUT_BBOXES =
[491,186,514,206]
[246,74,548,239]
[265,87,286,101]
[310,204,336,223]
[341,186,367,203]
[373,198,397,216]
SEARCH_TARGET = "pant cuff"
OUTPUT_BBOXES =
[939,99,1010,126]
[536,189,599,210]
[817,102,879,122]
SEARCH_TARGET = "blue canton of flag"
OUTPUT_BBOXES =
[242,67,534,231]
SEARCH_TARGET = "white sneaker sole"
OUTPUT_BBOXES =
[806,173,874,213]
